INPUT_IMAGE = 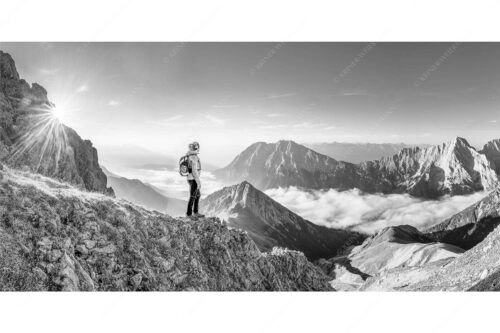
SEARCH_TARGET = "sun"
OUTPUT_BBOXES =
[51,106,64,122]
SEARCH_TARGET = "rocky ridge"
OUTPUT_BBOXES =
[303,142,426,164]
[0,164,332,291]
[425,189,500,249]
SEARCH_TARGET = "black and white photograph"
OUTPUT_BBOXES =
[1,1,499,332]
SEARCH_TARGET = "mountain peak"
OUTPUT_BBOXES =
[214,140,346,190]
[0,50,19,80]
[276,139,298,145]
[372,225,431,244]
[483,138,500,150]
[447,136,472,149]
[238,180,253,188]
[201,179,365,261]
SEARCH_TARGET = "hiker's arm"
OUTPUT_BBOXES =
[192,159,201,188]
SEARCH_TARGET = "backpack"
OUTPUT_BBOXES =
[179,153,201,176]
[179,155,192,176]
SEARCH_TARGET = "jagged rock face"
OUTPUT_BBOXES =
[425,189,500,250]
[319,225,463,290]
[303,142,426,164]
[213,141,363,191]
[480,139,500,174]
[0,51,20,80]
[200,181,365,261]
[359,137,497,197]
[0,166,332,291]
[215,138,500,198]
[0,50,111,193]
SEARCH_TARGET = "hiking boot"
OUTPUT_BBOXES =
[193,213,205,218]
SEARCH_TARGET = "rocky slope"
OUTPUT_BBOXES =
[480,139,500,174]
[361,222,500,291]
[0,50,111,194]
[304,142,425,164]
[317,225,463,291]
[102,166,186,217]
[215,138,500,198]
[200,181,366,261]
[0,164,332,291]
[425,189,500,250]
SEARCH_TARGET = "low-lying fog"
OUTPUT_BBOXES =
[265,187,486,234]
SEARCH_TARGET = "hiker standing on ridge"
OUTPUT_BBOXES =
[182,142,205,219]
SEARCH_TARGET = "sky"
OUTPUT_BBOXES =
[2,42,500,166]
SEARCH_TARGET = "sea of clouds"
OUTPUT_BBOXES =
[264,187,486,234]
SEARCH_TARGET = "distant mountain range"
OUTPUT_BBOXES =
[102,166,186,216]
[214,138,500,198]
[200,181,365,261]
[303,142,427,163]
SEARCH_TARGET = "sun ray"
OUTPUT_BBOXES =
[10,102,70,176]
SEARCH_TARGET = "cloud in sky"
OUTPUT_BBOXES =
[162,115,183,122]
[267,92,297,99]
[338,89,375,97]
[212,104,239,109]
[76,84,89,93]
[203,114,226,125]
[293,122,321,129]
[108,100,121,107]
[265,187,486,234]
[38,67,61,76]
[266,113,285,117]
[259,124,288,130]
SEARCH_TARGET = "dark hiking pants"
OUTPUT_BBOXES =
[187,179,200,216]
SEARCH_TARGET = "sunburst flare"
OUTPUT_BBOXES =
[10,103,69,174]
